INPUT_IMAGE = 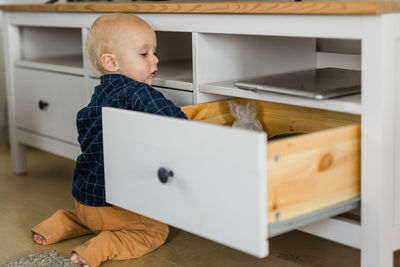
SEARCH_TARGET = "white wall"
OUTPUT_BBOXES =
[0,0,45,144]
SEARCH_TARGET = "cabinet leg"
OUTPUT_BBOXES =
[361,243,393,267]
[10,141,27,174]
[360,14,400,267]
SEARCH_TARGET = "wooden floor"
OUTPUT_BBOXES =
[0,144,398,267]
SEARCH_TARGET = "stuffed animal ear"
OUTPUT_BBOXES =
[246,101,258,118]
[229,101,239,119]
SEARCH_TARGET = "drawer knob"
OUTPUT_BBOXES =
[38,100,49,110]
[157,167,174,184]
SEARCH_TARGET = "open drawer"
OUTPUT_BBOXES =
[102,98,360,258]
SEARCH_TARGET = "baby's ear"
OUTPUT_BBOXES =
[100,53,119,72]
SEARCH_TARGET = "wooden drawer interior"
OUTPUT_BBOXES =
[181,99,361,224]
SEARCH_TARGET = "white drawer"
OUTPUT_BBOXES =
[103,99,360,257]
[15,68,85,144]
[154,86,193,106]
[87,79,193,107]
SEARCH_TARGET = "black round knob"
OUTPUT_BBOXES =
[157,167,173,184]
[38,100,49,110]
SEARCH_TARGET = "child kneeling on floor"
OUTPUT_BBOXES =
[31,13,187,267]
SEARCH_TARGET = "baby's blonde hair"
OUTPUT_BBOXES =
[84,13,146,75]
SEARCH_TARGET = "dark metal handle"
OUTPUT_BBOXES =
[38,100,49,110]
[157,167,173,184]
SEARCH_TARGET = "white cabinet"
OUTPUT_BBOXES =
[2,10,400,267]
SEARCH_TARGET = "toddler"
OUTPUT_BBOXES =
[31,13,187,267]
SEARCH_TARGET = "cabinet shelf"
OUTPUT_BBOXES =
[15,55,84,75]
[153,59,192,91]
[200,79,361,115]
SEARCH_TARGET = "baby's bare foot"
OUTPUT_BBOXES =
[70,252,90,267]
[32,233,47,245]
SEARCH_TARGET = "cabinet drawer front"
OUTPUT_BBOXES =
[103,107,268,257]
[154,86,193,107]
[87,81,193,107]
[14,68,85,144]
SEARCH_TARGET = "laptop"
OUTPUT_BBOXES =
[234,68,361,100]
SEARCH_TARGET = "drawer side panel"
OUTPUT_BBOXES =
[267,124,361,223]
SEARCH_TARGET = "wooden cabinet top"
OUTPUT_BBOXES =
[0,1,398,15]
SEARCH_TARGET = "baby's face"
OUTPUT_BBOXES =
[115,22,158,85]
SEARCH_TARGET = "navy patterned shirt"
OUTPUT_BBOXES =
[72,74,188,207]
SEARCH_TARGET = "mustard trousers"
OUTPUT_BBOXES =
[31,200,169,267]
